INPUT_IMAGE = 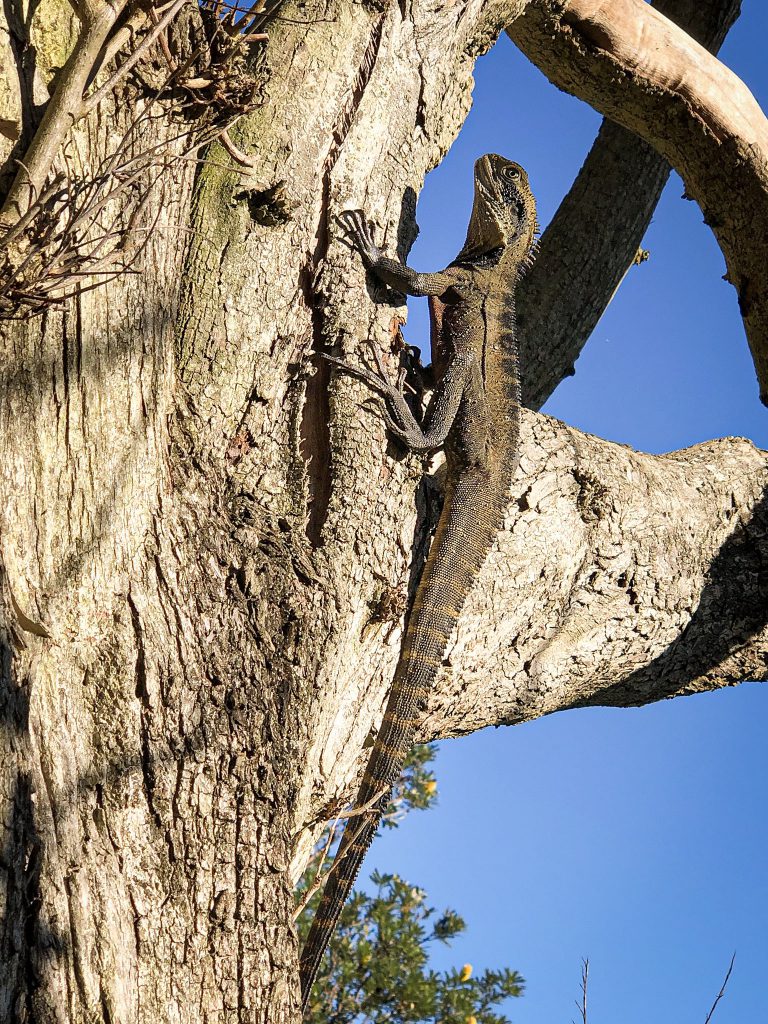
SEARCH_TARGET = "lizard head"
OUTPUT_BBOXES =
[458,154,538,263]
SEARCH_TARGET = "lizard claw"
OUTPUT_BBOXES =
[317,350,391,397]
[338,209,381,267]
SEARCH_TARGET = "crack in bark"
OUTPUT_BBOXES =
[63,871,90,1010]
[234,788,245,1022]
[301,13,387,546]
[127,588,165,843]
[20,785,42,1022]
[4,772,45,1023]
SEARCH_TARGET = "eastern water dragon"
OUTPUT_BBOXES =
[300,153,538,1012]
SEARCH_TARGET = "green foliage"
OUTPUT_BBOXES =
[297,744,524,1024]
[382,742,440,826]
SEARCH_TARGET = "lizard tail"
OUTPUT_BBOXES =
[299,801,383,1012]
[299,472,503,1013]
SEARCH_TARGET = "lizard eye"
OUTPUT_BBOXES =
[503,166,521,181]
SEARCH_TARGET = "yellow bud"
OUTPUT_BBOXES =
[425,780,438,796]
[466,1016,478,1024]
[460,964,473,981]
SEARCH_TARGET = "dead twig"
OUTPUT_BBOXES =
[97,1,161,72]
[292,785,389,920]
[82,0,189,115]
[0,113,254,317]
[292,821,342,921]
[574,958,588,1024]
[219,127,258,168]
[703,954,736,1024]
[0,0,269,311]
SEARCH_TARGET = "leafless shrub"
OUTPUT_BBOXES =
[0,0,273,317]
[0,114,217,315]
[567,955,736,1024]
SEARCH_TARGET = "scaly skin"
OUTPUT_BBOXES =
[300,155,537,1013]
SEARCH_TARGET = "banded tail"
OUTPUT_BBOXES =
[299,472,504,1013]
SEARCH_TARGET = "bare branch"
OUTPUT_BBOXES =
[516,0,742,410]
[98,3,160,71]
[80,0,117,21]
[82,0,189,116]
[576,959,589,1024]
[292,820,341,921]
[703,954,736,1024]
[416,412,768,743]
[63,0,85,19]
[507,0,768,404]
[0,106,210,314]
[292,789,387,921]
[0,0,266,315]
[0,0,197,232]
[0,2,129,227]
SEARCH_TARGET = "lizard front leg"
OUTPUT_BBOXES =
[339,210,456,298]
[321,345,473,454]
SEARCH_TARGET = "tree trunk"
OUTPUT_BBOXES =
[0,0,764,1021]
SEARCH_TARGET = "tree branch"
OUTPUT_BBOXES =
[98,1,164,72]
[507,0,768,404]
[516,0,743,410]
[82,0,188,116]
[63,0,86,19]
[703,954,735,1024]
[0,0,194,232]
[417,410,768,741]
[575,958,588,1024]
[298,406,767,832]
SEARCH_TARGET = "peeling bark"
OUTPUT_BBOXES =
[0,0,765,1020]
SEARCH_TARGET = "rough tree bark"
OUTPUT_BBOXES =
[0,0,764,1022]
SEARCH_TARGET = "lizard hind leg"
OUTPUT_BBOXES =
[319,346,427,447]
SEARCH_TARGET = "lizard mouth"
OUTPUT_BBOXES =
[459,153,528,259]
[475,155,501,202]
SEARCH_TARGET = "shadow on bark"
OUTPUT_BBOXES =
[395,186,419,265]
[587,485,768,708]
[0,774,69,1023]
[0,618,69,1020]
[0,296,174,609]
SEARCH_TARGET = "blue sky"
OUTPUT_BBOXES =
[367,9,768,1023]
